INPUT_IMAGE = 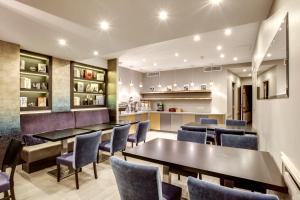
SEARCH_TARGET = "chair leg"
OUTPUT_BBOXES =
[4,191,9,199]
[75,169,79,189]
[93,162,98,179]
[178,174,180,180]
[144,140,146,143]
[10,187,16,200]
[198,174,202,180]
[97,151,100,163]
[131,142,133,148]
[124,155,127,161]
[57,164,61,182]
[79,168,82,172]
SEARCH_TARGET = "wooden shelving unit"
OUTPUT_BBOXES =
[20,50,52,112]
[70,61,107,109]
[141,90,212,101]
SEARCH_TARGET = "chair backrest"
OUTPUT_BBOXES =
[226,119,246,126]
[177,130,207,144]
[73,131,101,169]
[187,177,278,200]
[200,118,218,125]
[215,128,244,145]
[2,139,23,184]
[181,125,207,132]
[221,134,258,150]
[135,120,150,143]
[111,124,131,153]
[110,157,163,200]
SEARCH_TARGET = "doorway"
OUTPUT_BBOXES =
[232,82,236,119]
[242,85,252,124]
[263,80,269,99]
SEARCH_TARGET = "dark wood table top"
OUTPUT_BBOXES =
[33,128,93,142]
[184,122,257,134]
[79,124,117,131]
[123,138,286,193]
[106,120,140,126]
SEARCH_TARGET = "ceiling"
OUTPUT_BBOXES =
[113,22,260,72]
[0,0,273,68]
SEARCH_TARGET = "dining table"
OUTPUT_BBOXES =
[123,138,287,193]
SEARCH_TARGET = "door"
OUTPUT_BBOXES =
[263,81,269,99]
[242,85,253,124]
[237,87,241,120]
[232,82,236,119]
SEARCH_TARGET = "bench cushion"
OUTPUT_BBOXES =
[21,112,75,135]
[74,109,110,128]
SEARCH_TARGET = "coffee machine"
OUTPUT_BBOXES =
[157,102,164,111]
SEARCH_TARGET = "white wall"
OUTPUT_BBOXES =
[118,67,143,103]
[142,67,228,114]
[252,0,300,171]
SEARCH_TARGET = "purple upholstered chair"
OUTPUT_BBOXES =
[98,124,130,162]
[221,134,258,150]
[127,120,150,147]
[0,139,23,200]
[111,157,182,200]
[187,177,278,200]
[56,131,101,189]
[226,119,247,126]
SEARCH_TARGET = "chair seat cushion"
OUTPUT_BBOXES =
[56,152,74,167]
[0,172,10,192]
[127,134,136,143]
[162,182,182,200]
[99,140,111,152]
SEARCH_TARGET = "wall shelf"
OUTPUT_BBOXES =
[70,61,107,109]
[141,97,212,101]
[20,50,52,112]
[141,90,211,95]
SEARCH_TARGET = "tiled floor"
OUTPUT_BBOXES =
[1,131,286,200]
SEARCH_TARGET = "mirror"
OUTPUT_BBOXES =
[257,14,289,100]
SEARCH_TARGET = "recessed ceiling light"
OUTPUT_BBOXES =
[267,53,272,57]
[210,0,222,6]
[193,34,201,42]
[220,53,225,58]
[158,10,169,21]
[93,51,99,56]
[243,69,247,72]
[233,57,238,61]
[175,52,179,57]
[216,45,222,51]
[248,73,252,77]
[99,20,110,31]
[224,28,232,36]
[183,59,188,62]
[153,63,157,66]
[139,83,143,88]
[58,39,67,46]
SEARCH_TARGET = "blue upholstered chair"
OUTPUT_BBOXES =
[200,118,218,144]
[181,125,207,132]
[0,139,23,200]
[221,134,258,150]
[98,124,130,161]
[110,157,182,200]
[127,120,150,147]
[187,177,278,200]
[56,131,101,189]
[215,128,244,145]
[226,119,247,126]
[177,130,207,144]
[175,130,207,180]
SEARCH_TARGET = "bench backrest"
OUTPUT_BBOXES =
[74,109,110,128]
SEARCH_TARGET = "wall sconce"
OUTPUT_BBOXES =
[118,78,123,85]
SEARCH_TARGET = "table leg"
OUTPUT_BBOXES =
[163,166,171,183]
[61,139,68,155]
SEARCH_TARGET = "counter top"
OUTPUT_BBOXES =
[120,111,225,117]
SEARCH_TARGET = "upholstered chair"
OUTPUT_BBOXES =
[0,139,23,200]
[181,125,207,132]
[56,131,101,189]
[221,134,258,150]
[177,130,207,144]
[127,120,150,147]
[215,128,244,145]
[226,119,247,126]
[110,157,182,200]
[187,177,278,200]
[199,118,218,144]
[98,124,130,161]
[175,130,207,180]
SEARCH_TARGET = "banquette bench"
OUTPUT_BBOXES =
[20,109,110,173]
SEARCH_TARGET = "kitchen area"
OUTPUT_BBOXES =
[117,66,235,133]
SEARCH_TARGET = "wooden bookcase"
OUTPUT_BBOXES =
[70,61,107,109]
[20,50,52,112]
